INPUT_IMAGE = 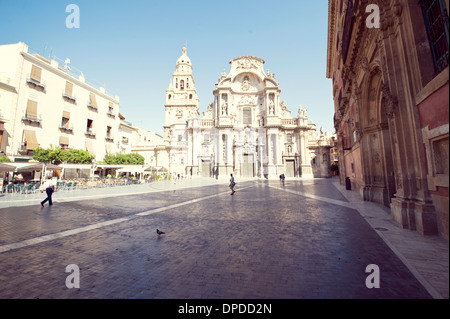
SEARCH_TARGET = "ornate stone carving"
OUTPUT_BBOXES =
[239,95,257,106]
[236,58,259,70]
[381,83,398,118]
[241,76,252,92]
[358,56,370,72]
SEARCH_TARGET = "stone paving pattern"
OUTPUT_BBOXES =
[0,178,447,299]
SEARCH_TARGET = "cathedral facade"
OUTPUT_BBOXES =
[162,47,329,179]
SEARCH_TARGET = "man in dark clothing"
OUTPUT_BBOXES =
[230,174,235,195]
[41,177,55,207]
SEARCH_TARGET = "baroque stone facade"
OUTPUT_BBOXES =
[327,0,449,239]
[161,48,330,179]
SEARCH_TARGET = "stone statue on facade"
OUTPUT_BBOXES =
[269,100,275,115]
[222,102,228,116]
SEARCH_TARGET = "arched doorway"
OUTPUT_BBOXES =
[360,67,396,207]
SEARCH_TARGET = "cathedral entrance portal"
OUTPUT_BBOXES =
[285,160,295,178]
[241,154,255,177]
[201,160,211,178]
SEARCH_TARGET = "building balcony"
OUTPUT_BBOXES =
[26,77,46,90]
[59,125,74,133]
[85,131,96,138]
[105,136,114,142]
[107,111,116,118]
[18,144,34,155]
[22,114,42,124]
[87,104,98,112]
[62,92,77,102]
[281,118,297,128]
[200,119,214,127]
[122,137,129,144]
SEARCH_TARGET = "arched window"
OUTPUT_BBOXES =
[176,78,178,89]
[186,78,189,88]
[180,80,184,90]
[168,94,172,100]
[189,94,193,100]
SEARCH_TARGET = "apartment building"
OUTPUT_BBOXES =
[0,42,121,162]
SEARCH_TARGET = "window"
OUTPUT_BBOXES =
[25,100,38,121]
[180,80,185,90]
[88,93,97,109]
[287,134,293,143]
[189,94,193,100]
[30,65,42,83]
[178,135,182,142]
[420,0,450,74]
[243,107,251,125]
[86,119,94,135]
[61,111,71,129]
[433,136,449,175]
[59,136,69,150]
[106,126,112,138]
[63,81,75,101]
[23,130,39,150]
[186,78,189,88]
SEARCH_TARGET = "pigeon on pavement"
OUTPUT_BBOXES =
[157,229,165,235]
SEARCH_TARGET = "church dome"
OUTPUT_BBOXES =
[176,47,192,73]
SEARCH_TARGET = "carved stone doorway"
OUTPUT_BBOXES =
[361,69,396,207]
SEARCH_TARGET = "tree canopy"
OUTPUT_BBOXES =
[0,156,11,163]
[33,147,94,165]
[104,153,145,165]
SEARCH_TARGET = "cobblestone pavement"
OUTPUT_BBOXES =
[0,178,447,299]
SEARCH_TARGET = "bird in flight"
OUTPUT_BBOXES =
[157,229,165,235]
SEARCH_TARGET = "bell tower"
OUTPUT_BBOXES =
[164,46,200,140]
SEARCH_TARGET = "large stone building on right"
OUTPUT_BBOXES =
[327,0,449,239]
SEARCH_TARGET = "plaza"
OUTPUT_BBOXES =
[0,177,447,299]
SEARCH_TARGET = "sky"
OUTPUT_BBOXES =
[0,0,335,137]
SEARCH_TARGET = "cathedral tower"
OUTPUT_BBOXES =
[164,47,200,141]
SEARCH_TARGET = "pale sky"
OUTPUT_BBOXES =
[0,0,334,137]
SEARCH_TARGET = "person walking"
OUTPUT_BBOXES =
[229,174,236,195]
[40,176,55,207]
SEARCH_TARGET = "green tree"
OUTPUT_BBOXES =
[104,153,144,165]
[33,147,93,164]
[0,155,11,163]
[33,147,51,163]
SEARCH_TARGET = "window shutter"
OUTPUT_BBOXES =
[26,100,38,120]
[65,82,73,97]
[30,65,42,82]
[24,130,39,150]
[89,93,97,107]
[86,141,95,155]
[59,136,69,146]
